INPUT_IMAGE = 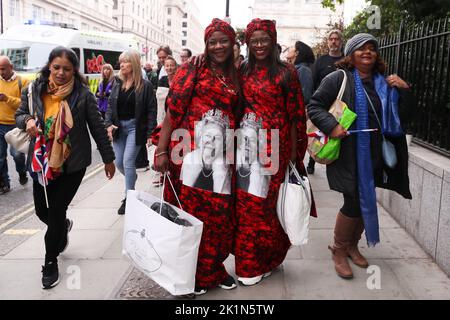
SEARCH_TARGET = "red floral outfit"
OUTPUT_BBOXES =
[165,63,238,288]
[234,64,307,278]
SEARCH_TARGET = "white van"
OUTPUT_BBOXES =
[0,23,139,92]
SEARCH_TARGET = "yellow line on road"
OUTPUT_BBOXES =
[0,164,104,231]
[4,229,41,235]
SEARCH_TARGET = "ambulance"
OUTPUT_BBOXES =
[0,22,139,93]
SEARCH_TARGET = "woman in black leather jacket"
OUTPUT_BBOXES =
[105,49,157,215]
[15,46,116,289]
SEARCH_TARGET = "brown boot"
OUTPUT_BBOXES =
[347,217,369,268]
[328,212,353,279]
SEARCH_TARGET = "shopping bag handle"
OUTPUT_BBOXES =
[288,161,311,207]
[159,172,184,212]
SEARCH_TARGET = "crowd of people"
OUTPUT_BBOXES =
[0,16,414,295]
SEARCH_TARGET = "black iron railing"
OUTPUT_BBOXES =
[379,17,450,157]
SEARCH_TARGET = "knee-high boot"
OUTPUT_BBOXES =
[347,217,369,268]
[328,212,354,279]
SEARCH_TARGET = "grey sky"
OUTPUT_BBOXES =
[194,0,254,29]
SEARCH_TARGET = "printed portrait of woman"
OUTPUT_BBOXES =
[180,109,231,194]
[236,112,271,198]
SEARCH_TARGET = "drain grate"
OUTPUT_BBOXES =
[116,268,175,299]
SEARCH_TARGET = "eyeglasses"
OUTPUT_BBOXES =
[249,37,272,46]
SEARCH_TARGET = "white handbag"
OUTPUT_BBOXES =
[276,161,312,246]
[5,82,34,154]
[122,173,204,296]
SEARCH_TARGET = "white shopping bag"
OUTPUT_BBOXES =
[122,174,203,295]
[276,161,312,246]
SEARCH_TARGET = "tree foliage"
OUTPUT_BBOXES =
[323,0,450,39]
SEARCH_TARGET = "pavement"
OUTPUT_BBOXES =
[1,154,450,300]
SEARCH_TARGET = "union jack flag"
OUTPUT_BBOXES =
[307,130,329,145]
[31,122,53,186]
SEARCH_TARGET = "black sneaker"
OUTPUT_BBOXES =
[19,172,28,185]
[218,275,237,290]
[118,199,126,215]
[59,219,73,253]
[0,184,11,195]
[41,261,59,289]
[194,286,208,296]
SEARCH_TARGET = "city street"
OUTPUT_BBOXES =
[0,154,449,300]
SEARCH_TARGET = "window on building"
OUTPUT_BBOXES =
[182,21,187,28]
[168,7,172,15]
[113,17,118,26]
[81,23,89,30]
[182,40,187,46]
[32,5,44,20]
[182,31,187,37]
[132,20,134,30]
[132,2,135,13]
[183,13,187,18]
[9,0,18,16]
[167,19,171,27]
[51,12,60,22]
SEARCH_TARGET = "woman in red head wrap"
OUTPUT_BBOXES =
[233,18,309,286]
[154,18,239,295]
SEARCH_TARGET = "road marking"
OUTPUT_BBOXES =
[4,229,41,235]
[0,164,103,232]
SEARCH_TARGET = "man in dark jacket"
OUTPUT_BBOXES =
[308,30,344,174]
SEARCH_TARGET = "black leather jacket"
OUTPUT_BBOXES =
[15,79,115,174]
[105,77,157,146]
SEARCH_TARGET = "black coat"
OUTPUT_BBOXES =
[105,77,157,146]
[307,69,412,199]
[15,79,115,174]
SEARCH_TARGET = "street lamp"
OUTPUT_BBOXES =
[121,0,125,33]
[1,0,4,34]
[225,0,230,18]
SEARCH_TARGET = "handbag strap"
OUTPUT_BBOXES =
[363,89,386,142]
[337,69,347,100]
[27,81,34,117]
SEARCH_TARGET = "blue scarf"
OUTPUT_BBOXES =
[353,70,380,247]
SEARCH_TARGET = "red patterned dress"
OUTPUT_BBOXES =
[234,64,307,278]
[165,63,238,288]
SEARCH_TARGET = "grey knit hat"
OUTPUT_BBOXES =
[344,33,379,56]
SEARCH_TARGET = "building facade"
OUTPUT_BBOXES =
[1,0,116,32]
[1,0,204,64]
[252,0,344,48]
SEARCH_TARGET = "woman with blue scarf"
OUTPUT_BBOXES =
[308,33,413,279]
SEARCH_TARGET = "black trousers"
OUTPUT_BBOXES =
[33,168,86,263]
[340,194,362,218]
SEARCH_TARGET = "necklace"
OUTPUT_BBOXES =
[238,167,251,178]
[214,70,237,95]
[201,167,213,178]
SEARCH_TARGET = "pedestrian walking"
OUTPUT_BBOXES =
[15,46,116,289]
[307,33,413,279]
[105,49,157,215]
[293,41,315,106]
[308,30,344,174]
[234,19,308,286]
[0,56,29,194]
[154,18,240,295]
[95,64,115,119]
[156,56,178,124]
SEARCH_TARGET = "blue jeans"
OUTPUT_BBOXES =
[0,124,27,185]
[113,119,141,197]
